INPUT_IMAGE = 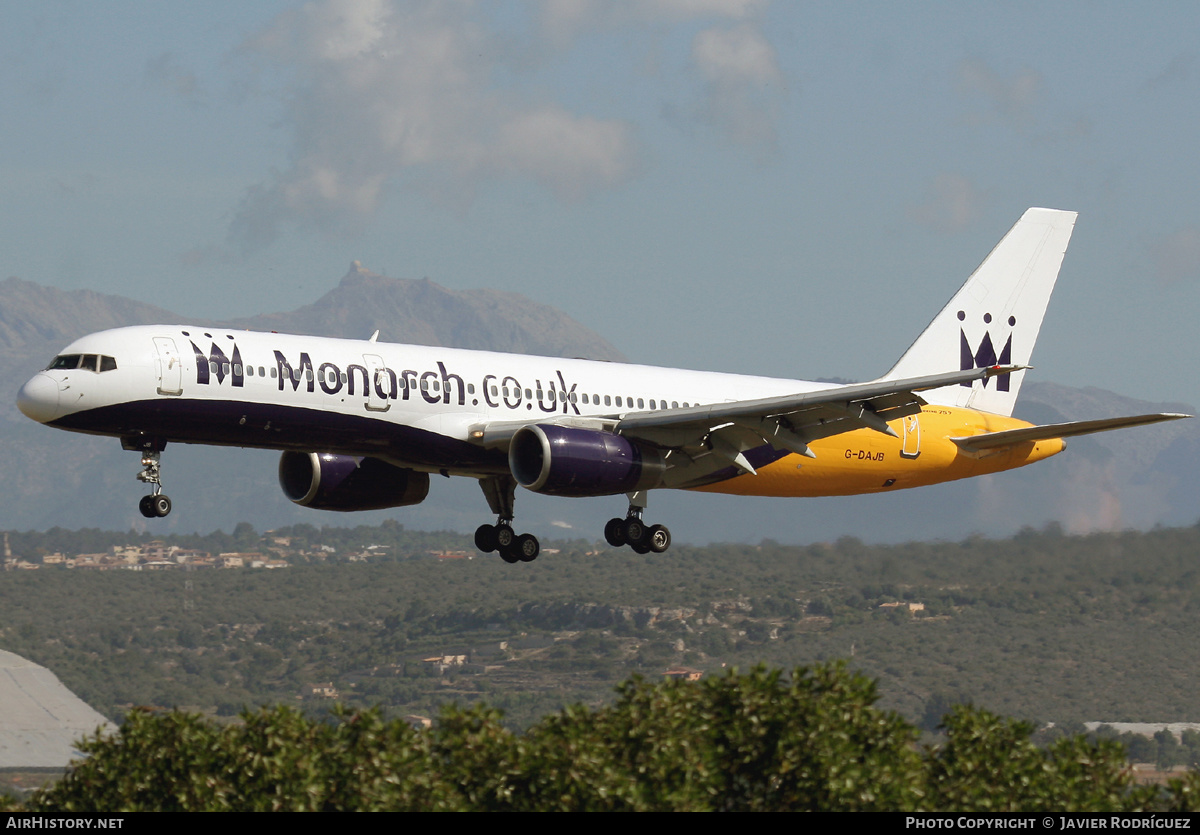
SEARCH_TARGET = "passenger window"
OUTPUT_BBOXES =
[671,401,678,409]
[233,364,242,376]
[467,383,475,394]
[525,389,531,399]
[421,379,428,390]
[494,386,500,397]
[270,367,277,378]
[341,373,347,384]
[615,396,622,407]
[246,366,254,377]
[210,361,218,374]
[433,380,440,391]
[306,368,313,381]
[649,400,656,410]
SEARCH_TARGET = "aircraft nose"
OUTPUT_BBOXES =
[17,373,60,423]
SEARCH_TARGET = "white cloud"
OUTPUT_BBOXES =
[1155,226,1200,285]
[144,52,203,104]
[496,106,637,199]
[1144,52,1194,92]
[908,173,985,233]
[691,23,783,151]
[538,0,767,46]
[230,0,638,251]
[956,58,1041,128]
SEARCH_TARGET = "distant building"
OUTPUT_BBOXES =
[433,550,472,560]
[306,683,339,700]
[423,655,468,673]
[878,601,925,612]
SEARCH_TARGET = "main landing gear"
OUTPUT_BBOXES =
[604,491,671,554]
[124,437,172,518]
[475,476,539,563]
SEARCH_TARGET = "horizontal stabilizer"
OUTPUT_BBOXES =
[951,413,1191,453]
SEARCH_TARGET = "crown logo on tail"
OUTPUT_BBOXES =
[958,311,1014,390]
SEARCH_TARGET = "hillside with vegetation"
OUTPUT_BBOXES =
[2,521,1200,737]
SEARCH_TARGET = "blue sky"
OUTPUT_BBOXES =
[4,0,1199,405]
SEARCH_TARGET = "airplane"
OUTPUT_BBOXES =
[16,208,1189,562]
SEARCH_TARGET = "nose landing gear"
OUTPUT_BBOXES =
[124,437,172,518]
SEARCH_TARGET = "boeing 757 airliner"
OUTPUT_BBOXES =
[16,209,1188,562]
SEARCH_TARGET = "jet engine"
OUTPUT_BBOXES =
[279,452,430,511]
[508,425,664,497]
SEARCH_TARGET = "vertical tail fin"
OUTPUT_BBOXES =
[883,207,1078,417]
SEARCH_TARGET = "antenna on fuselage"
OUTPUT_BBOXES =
[368,330,379,343]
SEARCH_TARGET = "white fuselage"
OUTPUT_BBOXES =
[19,324,830,477]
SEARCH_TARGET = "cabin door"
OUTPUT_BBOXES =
[363,353,391,412]
[153,337,183,396]
[900,414,921,459]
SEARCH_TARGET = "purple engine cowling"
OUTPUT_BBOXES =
[509,425,664,497]
[279,452,430,511]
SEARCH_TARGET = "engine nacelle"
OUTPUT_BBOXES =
[509,425,664,497]
[279,452,430,512]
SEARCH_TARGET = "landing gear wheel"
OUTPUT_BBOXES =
[630,540,651,554]
[515,533,540,562]
[152,494,172,518]
[647,524,671,553]
[623,517,646,547]
[138,495,156,518]
[495,524,515,551]
[499,543,521,564]
[474,524,498,553]
[604,518,627,547]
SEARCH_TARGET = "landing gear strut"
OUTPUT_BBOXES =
[604,491,670,553]
[475,476,539,563]
[124,437,172,518]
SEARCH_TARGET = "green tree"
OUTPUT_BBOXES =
[12,664,1200,812]
[927,705,1159,812]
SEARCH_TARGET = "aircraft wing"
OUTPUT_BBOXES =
[611,365,1018,474]
[471,365,1018,476]
[950,412,1192,454]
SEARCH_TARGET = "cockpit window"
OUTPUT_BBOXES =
[47,355,81,370]
[46,354,117,372]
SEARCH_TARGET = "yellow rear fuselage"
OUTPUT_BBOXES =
[693,406,1064,498]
